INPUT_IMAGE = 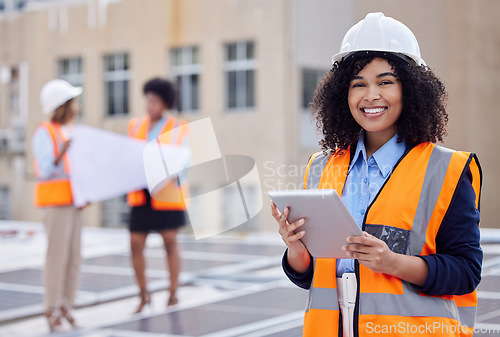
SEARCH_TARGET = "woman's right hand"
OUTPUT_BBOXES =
[61,139,71,153]
[54,140,71,166]
[271,201,311,273]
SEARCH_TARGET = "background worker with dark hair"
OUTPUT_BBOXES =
[127,77,189,313]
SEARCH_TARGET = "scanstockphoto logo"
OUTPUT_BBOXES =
[365,321,500,335]
[142,117,263,239]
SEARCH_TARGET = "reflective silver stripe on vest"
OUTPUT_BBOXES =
[360,282,460,320]
[359,146,461,322]
[408,145,454,255]
[458,306,476,328]
[37,173,70,181]
[306,153,340,314]
[306,287,339,311]
[306,153,330,189]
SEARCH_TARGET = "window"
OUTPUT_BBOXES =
[59,58,83,86]
[8,66,19,115]
[300,68,326,149]
[104,53,130,116]
[2,64,27,153]
[302,69,326,110]
[8,67,19,114]
[0,0,29,11]
[224,41,256,110]
[0,186,10,220]
[171,47,200,112]
[58,57,84,114]
[14,0,27,10]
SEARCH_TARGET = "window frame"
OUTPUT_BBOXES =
[223,41,257,111]
[0,185,10,220]
[58,57,84,115]
[103,53,131,117]
[301,68,326,112]
[170,46,201,113]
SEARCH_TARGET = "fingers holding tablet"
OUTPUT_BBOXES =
[271,201,307,254]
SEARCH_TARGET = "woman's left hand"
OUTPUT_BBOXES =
[78,202,90,210]
[343,231,398,275]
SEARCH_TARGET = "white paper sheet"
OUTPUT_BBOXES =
[68,125,190,208]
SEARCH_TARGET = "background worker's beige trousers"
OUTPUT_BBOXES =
[42,206,83,311]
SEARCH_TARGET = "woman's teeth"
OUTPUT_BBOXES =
[363,107,386,114]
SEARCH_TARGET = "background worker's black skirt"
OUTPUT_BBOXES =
[129,190,186,233]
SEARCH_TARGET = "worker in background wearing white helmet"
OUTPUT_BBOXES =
[272,13,482,337]
[32,79,84,332]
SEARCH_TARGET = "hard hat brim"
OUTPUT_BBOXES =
[42,86,82,115]
[332,50,426,67]
[332,49,426,66]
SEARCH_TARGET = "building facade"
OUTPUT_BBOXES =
[0,0,498,230]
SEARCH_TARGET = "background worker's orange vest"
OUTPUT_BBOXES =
[33,122,73,207]
[303,142,481,337]
[127,115,189,211]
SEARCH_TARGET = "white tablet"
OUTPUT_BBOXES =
[268,189,363,258]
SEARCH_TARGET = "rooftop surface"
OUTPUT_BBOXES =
[0,222,499,337]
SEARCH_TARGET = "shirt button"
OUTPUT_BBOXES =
[368,157,375,165]
[364,178,368,184]
[360,210,365,215]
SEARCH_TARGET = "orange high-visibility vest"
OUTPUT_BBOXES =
[127,115,189,210]
[303,142,481,337]
[33,122,73,207]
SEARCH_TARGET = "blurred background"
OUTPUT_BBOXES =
[0,0,498,231]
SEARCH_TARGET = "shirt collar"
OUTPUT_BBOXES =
[348,134,367,174]
[348,133,406,178]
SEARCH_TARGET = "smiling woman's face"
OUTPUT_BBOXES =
[348,57,403,142]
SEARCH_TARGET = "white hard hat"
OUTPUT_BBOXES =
[332,12,426,66]
[40,79,82,114]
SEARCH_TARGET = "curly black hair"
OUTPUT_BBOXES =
[143,77,177,109]
[311,53,448,153]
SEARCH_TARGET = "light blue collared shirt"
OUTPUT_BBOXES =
[148,116,167,141]
[337,132,406,276]
[148,115,190,183]
[32,124,72,180]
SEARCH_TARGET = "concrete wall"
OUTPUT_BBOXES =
[349,0,498,227]
[0,0,498,230]
[290,0,498,228]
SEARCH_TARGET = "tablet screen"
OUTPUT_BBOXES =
[268,189,362,258]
